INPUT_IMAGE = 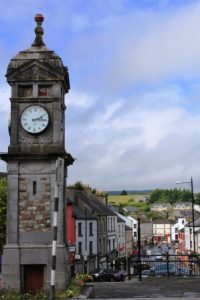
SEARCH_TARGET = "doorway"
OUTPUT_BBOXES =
[24,265,44,295]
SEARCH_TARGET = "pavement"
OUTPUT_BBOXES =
[90,276,200,299]
[1,274,200,299]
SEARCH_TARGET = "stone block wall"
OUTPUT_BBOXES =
[19,176,51,232]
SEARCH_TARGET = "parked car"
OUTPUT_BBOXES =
[90,268,114,282]
[113,270,127,281]
[155,253,163,261]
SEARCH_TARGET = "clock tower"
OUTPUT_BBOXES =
[1,14,74,292]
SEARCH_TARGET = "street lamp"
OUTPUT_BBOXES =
[175,177,196,253]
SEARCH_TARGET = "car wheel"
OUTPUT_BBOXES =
[122,276,125,282]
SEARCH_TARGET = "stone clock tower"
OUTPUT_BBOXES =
[1,14,74,292]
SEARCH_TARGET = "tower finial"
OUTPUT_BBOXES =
[32,14,45,47]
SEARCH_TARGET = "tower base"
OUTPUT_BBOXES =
[2,243,68,293]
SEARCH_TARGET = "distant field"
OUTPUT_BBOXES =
[107,194,148,205]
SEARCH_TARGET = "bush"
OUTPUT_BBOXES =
[0,273,92,299]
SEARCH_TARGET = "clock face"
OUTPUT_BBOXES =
[21,105,49,134]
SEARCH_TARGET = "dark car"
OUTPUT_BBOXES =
[90,268,114,282]
[113,270,127,281]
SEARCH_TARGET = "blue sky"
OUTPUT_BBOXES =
[1,0,200,192]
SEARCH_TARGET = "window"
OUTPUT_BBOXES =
[98,219,101,233]
[113,239,115,250]
[175,228,178,233]
[109,240,111,252]
[190,228,192,234]
[99,238,102,253]
[18,85,32,97]
[33,181,37,195]
[134,232,137,237]
[89,241,93,255]
[134,224,137,228]
[78,223,82,237]
[38,85,52,96]
[89,222,93,236]
[122,224,125,236]
[78,242,82,255]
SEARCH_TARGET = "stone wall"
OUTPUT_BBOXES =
[19,176,51,232]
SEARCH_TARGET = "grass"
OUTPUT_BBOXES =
[108,194,148,205]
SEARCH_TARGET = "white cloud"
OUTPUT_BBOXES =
[2,1,200,191]
[87,2,200,91]
[0,87,10,112]
[67,79,200,191]
[68,91,95,109]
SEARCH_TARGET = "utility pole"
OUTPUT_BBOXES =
[50,158,64,300]
[84,207,88,273]
[175,177,196,253]
[137,218,142,281]
[191,177,196,253]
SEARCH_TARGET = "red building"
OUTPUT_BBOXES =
[66,198,76,274]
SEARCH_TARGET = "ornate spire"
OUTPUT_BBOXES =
[32,14,46,47]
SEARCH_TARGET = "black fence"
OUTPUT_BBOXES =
[127,253,200,279]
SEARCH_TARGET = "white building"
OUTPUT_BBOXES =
[171,218,187,242]
[116,213,138,242]
[185,218,200,253]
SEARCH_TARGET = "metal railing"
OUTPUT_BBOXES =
[127,253,200,278]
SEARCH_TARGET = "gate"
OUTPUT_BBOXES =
[127,253,200,278]
[24,265,44,295]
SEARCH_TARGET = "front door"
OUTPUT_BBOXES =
[24,265,44,295]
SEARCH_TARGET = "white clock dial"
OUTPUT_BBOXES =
[21,105,49,134]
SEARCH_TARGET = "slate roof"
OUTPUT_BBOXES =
[125,225,132,231]
[78,191,117,217]
[72,205,97,220]
[185,217,200,227]
[153,219,175,224]
[117,215,126,223]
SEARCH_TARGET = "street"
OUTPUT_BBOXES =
[92,277,200,298]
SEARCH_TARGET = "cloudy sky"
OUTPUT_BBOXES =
[1,0,200,192]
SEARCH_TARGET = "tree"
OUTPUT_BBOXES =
[68,181,85,190]
[0,178,7,254]
[121,190,127,195]
[149,188,194,204]
[195,193,200,205]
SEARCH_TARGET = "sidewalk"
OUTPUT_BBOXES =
[92,276,200,298]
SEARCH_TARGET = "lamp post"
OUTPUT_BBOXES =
[175,177,196,253]
[137,218,142,281]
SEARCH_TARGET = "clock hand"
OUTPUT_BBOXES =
[32,114,46,121]
[32,118,47,122]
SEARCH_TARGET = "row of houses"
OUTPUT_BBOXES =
[66,189,200,274]
[142,213,200,255]
[151,202,193,212]
[66,189,138,274]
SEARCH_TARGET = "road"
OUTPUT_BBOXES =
[92,277,200,298]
